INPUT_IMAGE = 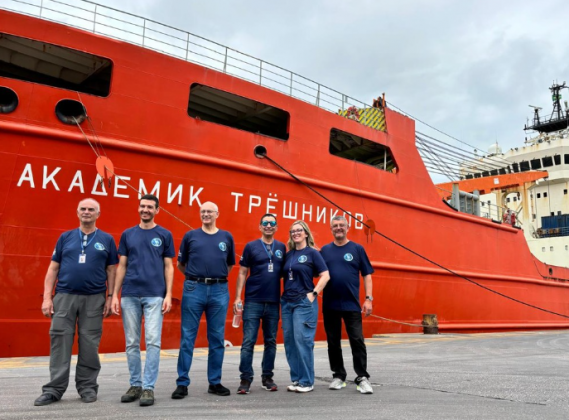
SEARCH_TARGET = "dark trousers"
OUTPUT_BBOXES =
[323,309,369,382]
[42,293,105,399]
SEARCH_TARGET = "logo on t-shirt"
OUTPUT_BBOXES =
[298,255,308,263]
[219,242,227,251]
[344,253,354,261]
[275,250,283,259]
[151,238,162,247]
[94,242,106,251]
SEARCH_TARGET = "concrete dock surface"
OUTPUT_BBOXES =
[1,330,569,419]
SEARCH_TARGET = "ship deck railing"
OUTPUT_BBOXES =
[2,0,383,129]
[536,226,569,238]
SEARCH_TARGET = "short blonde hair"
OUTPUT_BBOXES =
[287,220,316,250]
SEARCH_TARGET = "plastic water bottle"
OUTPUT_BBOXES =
[232,302,243,328]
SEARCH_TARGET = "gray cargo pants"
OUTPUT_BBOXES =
[42,293,105,399]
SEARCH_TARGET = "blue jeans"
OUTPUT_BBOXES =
[121,296,164,390]
[239,302,280,383]
[176,280,229,386]
[281,297,318,387]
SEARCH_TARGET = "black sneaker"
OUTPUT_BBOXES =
[34,393,59,406]
[80,392,97,403]
[237,379,251,395]
[261,377,278,392]
[121,386,143,403]
[139,389,155,406]
[171,385,188,399]
[208,383,231,396]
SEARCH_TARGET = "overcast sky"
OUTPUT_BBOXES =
[5,0,569,181]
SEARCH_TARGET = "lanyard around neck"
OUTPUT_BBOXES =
[79,228,98,254]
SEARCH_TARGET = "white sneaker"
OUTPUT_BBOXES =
[329,378,346,390]
[295,385,314,393]
[356,377,373,394]
[287,381,299,392]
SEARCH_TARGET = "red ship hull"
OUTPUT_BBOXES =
[1,8,569,357]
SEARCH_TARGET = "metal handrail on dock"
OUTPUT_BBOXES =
[2,0,379,123]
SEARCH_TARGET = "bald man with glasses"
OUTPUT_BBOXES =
[173,201,235,398]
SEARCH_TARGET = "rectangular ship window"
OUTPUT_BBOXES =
[542,156,553,167]
[0,33,112,96]
[329,129,397,172]
[187,84,289,140]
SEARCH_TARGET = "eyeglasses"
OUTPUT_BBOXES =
[82,234,88,247]
[261,221,277,227]
[79,207,96,212]
[290,228,305,235]
[200,210,217,214]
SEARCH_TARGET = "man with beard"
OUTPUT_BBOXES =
[172,201,235,398]
[112,194,175,406]
[34,198,118,406]
[320,216,374,394]
[234,214,286,394]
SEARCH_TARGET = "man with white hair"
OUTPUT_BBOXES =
[320,215,374,394]
[172,201,235,398]
[34,198,118,406]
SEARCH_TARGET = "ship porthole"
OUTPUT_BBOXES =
[254,145,267,159]
[55,99,87,125]
[0,87,18,114]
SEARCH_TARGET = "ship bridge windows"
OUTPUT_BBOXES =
[554,155,561,165]
[187,84,289,140]
[542,156,554,168]
[530,159,542,170]
[565,154,569,165]
[329,128,397,172]
[0,33,112,96]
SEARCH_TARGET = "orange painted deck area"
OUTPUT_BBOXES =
[436,171,548,199]
[1,8,569,358]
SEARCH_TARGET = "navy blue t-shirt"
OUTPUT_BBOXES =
[282,247,328,302]
[320,241,374,311]
[240,239,286,303]
[178,228,235,278]
[118,225,175,297]
[52,228,119,295]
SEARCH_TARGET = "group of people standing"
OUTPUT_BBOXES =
[34,195,374,408]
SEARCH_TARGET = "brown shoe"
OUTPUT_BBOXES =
[121,386,142,403]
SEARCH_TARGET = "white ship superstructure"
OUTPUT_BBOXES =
[459,83,569,267]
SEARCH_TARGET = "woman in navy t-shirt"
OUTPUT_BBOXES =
[281,220,329,393]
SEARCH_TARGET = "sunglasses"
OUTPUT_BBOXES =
[261,221,277,227]
[83,234,88,247]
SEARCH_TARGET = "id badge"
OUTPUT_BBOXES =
[288,270,293,281]
[78,254,86,264]
[268,263,274,273]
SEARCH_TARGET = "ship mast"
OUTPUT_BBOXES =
[524,82,569,133]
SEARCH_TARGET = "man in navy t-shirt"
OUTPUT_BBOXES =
[173,201,235,399]
[111,194,175,407]
[34,198,118,407]
[234,213,286,394]
[320,215,374,394]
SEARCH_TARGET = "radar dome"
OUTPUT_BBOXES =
[488,142,502,155]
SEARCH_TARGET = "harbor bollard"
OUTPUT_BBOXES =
[422,314,439,334]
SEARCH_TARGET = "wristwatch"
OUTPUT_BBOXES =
[312,290,318,297]
[365,296,373,301]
